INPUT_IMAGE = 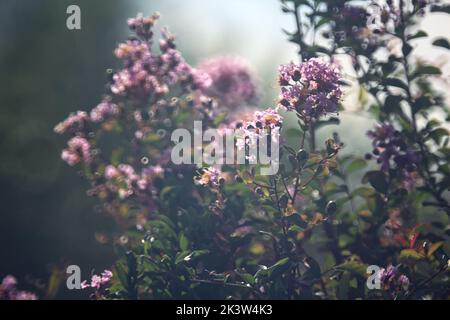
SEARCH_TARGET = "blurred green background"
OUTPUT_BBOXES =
[1,0,449,299]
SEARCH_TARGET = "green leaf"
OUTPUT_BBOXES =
[160,186,175,202]
[336,271,351,299]
[383,95,403,114]
[179,232,189,251]
[402,43,413,57]
[407,30,428,41]
[115,263,129,291]
[284,127,303,141]
[398,249,425,263]
[412,65,442,79]
[238,272,255,285]
[175,251,190,264]
[427,241,444,257]
[346,158,367,174]
[383,78,409,92]
[336,259,368,277]
[413,96,433,112]
[431,5,450,14]
[429,128,449,145]
[352,186,375,198]
[183,250,210,262]
[213,113,227,126]
[301,257,321,282]
[432,38,450,50]
[363,171,389,194]
[268,257,291,280]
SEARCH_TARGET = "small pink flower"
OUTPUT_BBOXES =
[54,111,89,134]
[14,292,38,300]
[101,270,113,280]
[90,101,118,122]
[84,270,113,290]
[1,275,17,291]
[90,275,103,289]
[105,165,119,179]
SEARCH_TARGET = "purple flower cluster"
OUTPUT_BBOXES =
[232,108,283,163]
[55,13,214,168]
[104,164,162,199]
[127,12,159,40]
[253,108,283,130]
[195,167,222,188]
[0,275,37,300]
[200,107,283,168]
[198,56,258,110]
[278,58,342,119]
[378,264,410,292]
[81,270,113,290]
[90,100,119,123]
[54,111,89,134]
[225,108,283,132]
[111,14,211,100]
[367,123,420,188]
[61,136,92,166]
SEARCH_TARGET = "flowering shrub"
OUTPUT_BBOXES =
[55,1,450,300]
[0,275,37,300]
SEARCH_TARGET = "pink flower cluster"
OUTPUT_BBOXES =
[61,136,92,166]
[367,122,420,188]
[278,58,342,118]
[378,264,410,292]
[110,14,211,99]
[90,100,119,123]
[55,13,215,168]
[199,107,283,173]
[105,164,162,199]
[235,108,283,152]
[253,108,283,130]
[195,167,222,187]
[81,270,113,290]
[127,12,160,40]
[54,111,89,134]
[198,56,258,109]
[0,275,37,300]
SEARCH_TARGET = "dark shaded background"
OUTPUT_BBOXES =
[0,0,143,299]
